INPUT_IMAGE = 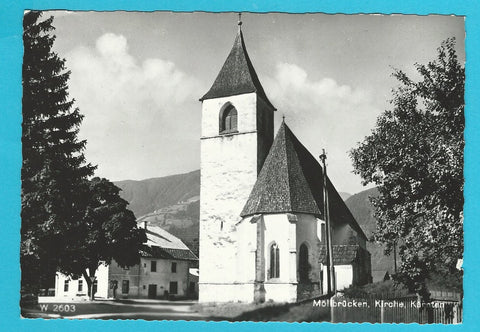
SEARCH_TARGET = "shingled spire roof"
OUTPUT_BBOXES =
[200,28,275,110]
[241,121,367,240]
[241,121,322,217]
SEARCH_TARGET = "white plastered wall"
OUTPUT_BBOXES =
[296,214,322,284]
[262,214,297,303]
[199,93,260,302]
[55,264,109,300]
[321,264,353,292]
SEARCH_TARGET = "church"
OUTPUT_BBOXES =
[198,18,371,303]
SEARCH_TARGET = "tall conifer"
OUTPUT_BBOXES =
[21,11,95,292]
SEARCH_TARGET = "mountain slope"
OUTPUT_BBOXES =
[114,170,395,275]
[339,192,352,201]
[115,170,200,218]
[115,170,200,255]
[345,187,396,277]
[344,187,379,238]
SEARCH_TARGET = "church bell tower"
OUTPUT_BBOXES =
[198,15,276,302]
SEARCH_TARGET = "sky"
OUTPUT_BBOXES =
[44,11,465,195]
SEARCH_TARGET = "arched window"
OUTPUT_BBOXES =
[320,222,326,243]
[219,104,238,134]
[299,243,310,282]
[269,243,280,279]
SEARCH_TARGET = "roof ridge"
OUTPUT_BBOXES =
[280,124,292,211]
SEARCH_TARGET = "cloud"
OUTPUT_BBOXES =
[66,37,379,193]
[66,33,202,181]
[263,62,381,193]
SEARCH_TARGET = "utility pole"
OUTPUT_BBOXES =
[393,239,398,274]
[320,149,335,295]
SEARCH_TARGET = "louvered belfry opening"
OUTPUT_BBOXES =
[219,104,238,134]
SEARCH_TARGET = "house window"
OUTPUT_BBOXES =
[64,280,69,292]
[93,280,98,295]
[78,280,83,292]
[122,280,129,294]
[171,262,177,273]
[151,260,157,272]
[299,243,310,282]
[269,243,280,279]
[169,281,178,295]
[219,104,238,134]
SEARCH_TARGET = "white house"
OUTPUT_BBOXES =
[198,21,371,303]
[55,224,198,300]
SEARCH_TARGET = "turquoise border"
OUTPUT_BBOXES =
[1,0,478,331]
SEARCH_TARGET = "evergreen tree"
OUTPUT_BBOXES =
[350,38,464,300]
[21,11,95,292]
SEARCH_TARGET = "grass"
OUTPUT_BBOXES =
[194,299,331,322]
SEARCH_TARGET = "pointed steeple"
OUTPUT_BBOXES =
[200,20,275,110]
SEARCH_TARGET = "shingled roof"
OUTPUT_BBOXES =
[240,122,367,240]
[140,245,198,261]
[139,224,198,261]
[318,245,363,265]
[200,29,275,110]
[241,121,321,217]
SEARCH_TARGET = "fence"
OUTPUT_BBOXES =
[330,292,462,324]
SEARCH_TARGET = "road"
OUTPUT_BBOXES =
[21,299,219,321]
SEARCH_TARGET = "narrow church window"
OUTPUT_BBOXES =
[78,280,83,292]
[299,243,310,282]
[269,243,280,278]
[64,280,69,292]
[219,104,238,134]
[320,222,326,243]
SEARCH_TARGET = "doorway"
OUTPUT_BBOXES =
[148,284,157,299]
[169,281,178,295]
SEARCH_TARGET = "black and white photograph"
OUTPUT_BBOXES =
[20,11,464,323]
